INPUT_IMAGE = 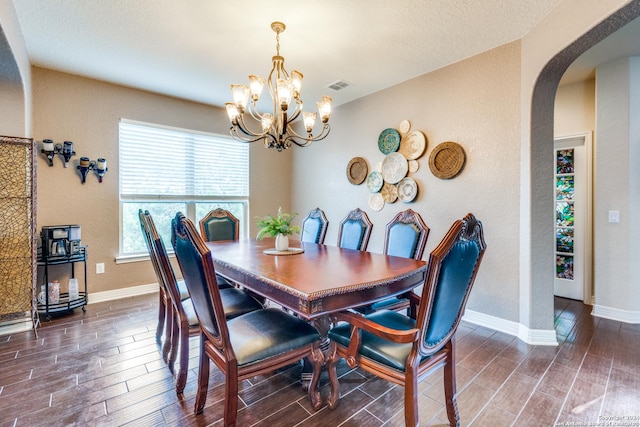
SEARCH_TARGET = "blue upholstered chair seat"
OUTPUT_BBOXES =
[228,308,321,366]
[329,310,428,371]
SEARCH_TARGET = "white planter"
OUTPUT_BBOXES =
[275,234,289,251]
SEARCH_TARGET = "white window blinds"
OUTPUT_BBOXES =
[119,120,249,199]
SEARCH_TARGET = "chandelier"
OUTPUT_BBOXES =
[225,22,332,151]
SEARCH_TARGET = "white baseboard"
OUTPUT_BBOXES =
[463,309,559,346]
[0,318,33,337]
[88,283,159,304]
[592,304,640,323]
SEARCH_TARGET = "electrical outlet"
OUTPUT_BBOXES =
[96,263,105,274]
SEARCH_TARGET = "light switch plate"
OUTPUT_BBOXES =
[608,210,620,223]
[96,262,105,274]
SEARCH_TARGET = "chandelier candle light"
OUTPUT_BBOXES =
[225,22,332,151]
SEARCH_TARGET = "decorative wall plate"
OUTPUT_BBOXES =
[381,152,408,184]
[408,159,419,173]
[369,193,384,211]
[346,157,368,185]
[429,141,465,179]
[399,130,427,160]
[381,182,398,203]
[397,177,418,202]
[378,128,401,154]
[366,171,384,193]
[399,120,411,135]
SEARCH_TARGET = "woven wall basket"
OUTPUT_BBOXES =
[428,141,465,179]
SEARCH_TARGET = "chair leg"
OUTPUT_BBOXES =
[162,300,174,362]
[404,365,419,427]
[194,334,210,415]
[167,309,180,372]
[224,363,239,426]
[443,340,460,427]
[325,341,341,410]
[306,343,324,410]
[156,289,166,343]
[175,320,189,394]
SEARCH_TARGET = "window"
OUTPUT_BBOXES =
[119,119,249,259]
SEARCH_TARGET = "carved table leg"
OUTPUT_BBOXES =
[301,314,331,391]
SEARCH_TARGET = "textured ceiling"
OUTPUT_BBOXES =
[11,0,639,109]
[11,0,565,108]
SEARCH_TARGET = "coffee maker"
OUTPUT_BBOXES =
[41,225,82,258]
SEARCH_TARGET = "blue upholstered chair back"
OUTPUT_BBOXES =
[199,209,239,242]
[384,209,430,260]
[172,213,222,339]
[419,214,486,351]
[301,208,329,244]
[337,208,372,251]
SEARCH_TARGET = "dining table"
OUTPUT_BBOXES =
[206,238,427,385]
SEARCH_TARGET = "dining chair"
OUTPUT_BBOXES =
[354,209,430,314]
[141,211,262,395]
[336,208,373,251]
[199,208,241,288]
[326,213,486,427]
[171,212,324,422]
[300,207,329,244]
[137,209,185,360]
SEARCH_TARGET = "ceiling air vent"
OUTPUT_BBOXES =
[327,80,352,91]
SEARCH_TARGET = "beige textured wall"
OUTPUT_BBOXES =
[32,67,291,294]
[292,41,522,322]
[555,80,596,136]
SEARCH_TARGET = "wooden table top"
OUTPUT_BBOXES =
[207,239,427,320]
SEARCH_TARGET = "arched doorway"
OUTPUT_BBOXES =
[528,1,640,337]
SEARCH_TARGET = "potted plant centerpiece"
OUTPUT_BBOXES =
[256,207,300,251]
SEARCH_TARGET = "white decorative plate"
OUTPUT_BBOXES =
[381,152,408,184]
[397,177,418,203]
[408,159,419,173]
[399,130,427,160]
[369,193,384,211]
[366,171,383,193]
[399,119,411,135]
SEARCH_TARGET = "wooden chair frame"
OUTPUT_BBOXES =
[383,209,430,260]
[371,209,430,313]
[199,208,240,242]
[142,211,199,394]
[300,207,329,244]
[336,208,373,251]
[138,210,172,361]
[326,213,486,427]
[172,213,324,424]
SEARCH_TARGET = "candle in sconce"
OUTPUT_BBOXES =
[97,158,107,171]
[42,139,54,152]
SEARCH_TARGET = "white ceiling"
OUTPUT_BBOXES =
[10,0,640,108]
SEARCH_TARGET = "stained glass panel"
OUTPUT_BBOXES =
[556,176,574,201]
[556,201,574,227]
[557,149,574,174]
[556,255,574,280]
[556,228,574,253]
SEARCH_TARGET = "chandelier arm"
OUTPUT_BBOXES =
[283,124,331,147]
[235,114,268,138]
[230,126,269,144]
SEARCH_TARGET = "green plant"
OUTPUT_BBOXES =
[256,207,300,239]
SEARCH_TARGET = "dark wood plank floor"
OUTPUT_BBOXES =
[1,294,639,426]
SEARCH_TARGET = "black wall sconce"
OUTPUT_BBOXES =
[78,157,108,184]
[41,139,76,167]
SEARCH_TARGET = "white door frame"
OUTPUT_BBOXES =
[554,131,594,305]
